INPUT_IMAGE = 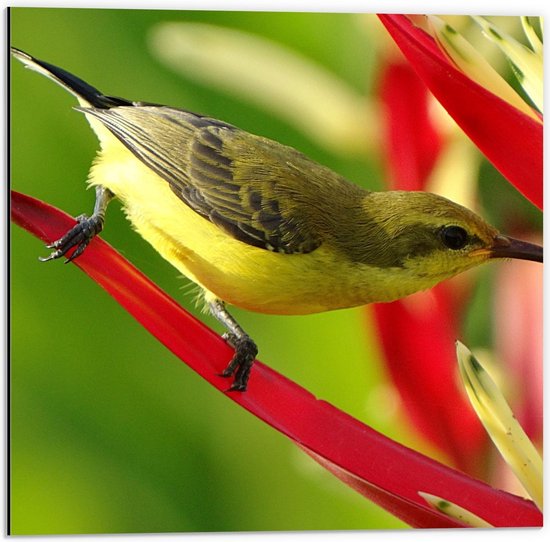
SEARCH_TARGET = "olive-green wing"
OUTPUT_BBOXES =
[81,105,323,254]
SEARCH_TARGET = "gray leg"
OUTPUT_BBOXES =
[208,299,258,391]
[40,185,114,263]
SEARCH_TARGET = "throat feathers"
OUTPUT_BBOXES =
[12,47,543,391]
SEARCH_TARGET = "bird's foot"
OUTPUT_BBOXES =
[39,213,104,263]
[220,333,258,392]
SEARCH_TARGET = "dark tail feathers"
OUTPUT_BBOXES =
[11,47,132,109]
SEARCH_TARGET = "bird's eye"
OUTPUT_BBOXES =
[440,225,469,250]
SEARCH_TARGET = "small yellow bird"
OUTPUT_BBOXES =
[12,47,542,391]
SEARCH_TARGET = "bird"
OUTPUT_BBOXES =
[11,46,543,391]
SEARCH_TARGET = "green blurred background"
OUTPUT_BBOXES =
[9,8,412,534]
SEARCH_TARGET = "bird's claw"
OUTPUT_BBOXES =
[39,214,103,263]
[219,335,258,392]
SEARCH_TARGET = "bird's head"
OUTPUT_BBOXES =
[354,191,542,293]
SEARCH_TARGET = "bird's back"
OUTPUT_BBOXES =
[84,103,368,255]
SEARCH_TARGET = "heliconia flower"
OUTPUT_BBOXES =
[378,14,542,209]
[471,16,543,113]
[427,15,542,121]
[10,190,543,528]
[456,342,542,510]
[374,14,542,480]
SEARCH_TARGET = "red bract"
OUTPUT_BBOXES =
[379,60,442,190]
[378,14,542,210]
[11,190,542,528]
[376,58,488,473]
[372,287,488,475]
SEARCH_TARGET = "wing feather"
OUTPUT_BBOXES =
[81,105,326,253]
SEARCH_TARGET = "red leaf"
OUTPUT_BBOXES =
[378,14,542,210]
[379,60,443,189]
[11,190,542,528]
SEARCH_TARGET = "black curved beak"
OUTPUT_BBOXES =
[490,235,543,263]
